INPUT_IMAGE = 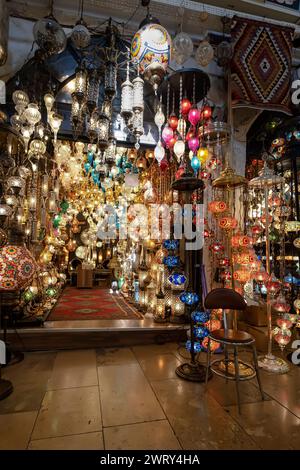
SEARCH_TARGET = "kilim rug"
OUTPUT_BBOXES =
[231,16,294,114]
[47,287,143,321]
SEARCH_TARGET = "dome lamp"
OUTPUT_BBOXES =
[131,14,171,91]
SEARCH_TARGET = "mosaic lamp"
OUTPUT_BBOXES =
[0,245,36,291]
[131,19,171,90]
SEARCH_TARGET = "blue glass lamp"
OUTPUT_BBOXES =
[179,291,200,306]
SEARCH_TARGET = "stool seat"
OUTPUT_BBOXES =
[210,329,254,344]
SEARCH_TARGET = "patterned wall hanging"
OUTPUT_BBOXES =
[231,16,294,114]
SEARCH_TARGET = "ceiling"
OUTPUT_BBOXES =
[1,0,300,82]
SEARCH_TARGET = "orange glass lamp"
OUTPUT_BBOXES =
[218,216,238,232]
[233,269,251,285]
[231,233,254,249]
[208,200,227,216]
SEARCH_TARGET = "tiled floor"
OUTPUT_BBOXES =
[1,344,300,450]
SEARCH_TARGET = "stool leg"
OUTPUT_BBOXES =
[224,344,229,383]
[205,337,211,386]
[252,343,265,401]
[233,346,241,414]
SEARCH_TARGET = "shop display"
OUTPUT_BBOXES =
[0,5,299,383]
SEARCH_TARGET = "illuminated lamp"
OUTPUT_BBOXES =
[220,270,231,281]
[174,140,185,162]
[233,269,251,284]
[272,295,290,313]
[155,290,166,321]
[197,146,209,163]
[231,233,254,248]
[186,340,202,353]
[194,326,209,339]
[185,129,195,141]
[175,166,185,180]
[201,336,221,353]
[218,216,238,232]
[181,98,191,116]
[169,269,187,289]
[201,105,212,120]
[273,327,292,350]
[162,125,173,145]
[276,318,293,329]
[191,156,201,172]
[168,114,178,130]
[251,225,263,237]
[233,252,255,265]
[163,239,179,251]
[179,291,200,306]
[252,269,269,283]
[0,245,36,291]
[209,242,224,254]
[155,247,168,264]
[131,20,171,90]
[199,170,209,180]
[219,257,230,267]
[163,255,180,268]
[188,137,199,153]
[266,275,281,295]
[188,108,200,127]
[191,311,209,323]
[205,319,222,331]
[208,200,227,216]
[167,135,177,150]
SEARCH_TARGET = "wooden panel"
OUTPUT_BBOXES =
[7,329,187,352]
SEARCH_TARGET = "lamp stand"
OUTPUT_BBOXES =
[257,182,289,373]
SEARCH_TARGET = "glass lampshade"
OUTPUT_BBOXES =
[104,60,117,98]
[33,17,67,55]
[71,23,90,49]
[121,78,133,123]
[24,103,41,126]
[12,90,29,111]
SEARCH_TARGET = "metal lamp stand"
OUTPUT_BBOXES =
[249,162,289,373]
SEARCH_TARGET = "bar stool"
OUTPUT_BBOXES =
[204,288,265,413]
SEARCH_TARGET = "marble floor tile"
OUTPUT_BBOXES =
[32,386,101,439]
[152,378,257,450]
[251,366,300,418]
[98,363,165,427]
[0,411,38,450]
[96,347,137,366]
[28,431,104,450]
[206,375,268,407]
[104,420,181,450]
[138,354,182,381]
[47,349,98,390]
[0,352,56,414]
[132,343,181,360]
[227,400,300,450]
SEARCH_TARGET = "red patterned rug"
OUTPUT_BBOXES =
[47,287,143,321]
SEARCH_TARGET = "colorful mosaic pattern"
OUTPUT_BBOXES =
[231,16,293,114]
[0,245,36,291]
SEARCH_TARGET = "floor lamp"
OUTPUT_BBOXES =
[249,160,289,373]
